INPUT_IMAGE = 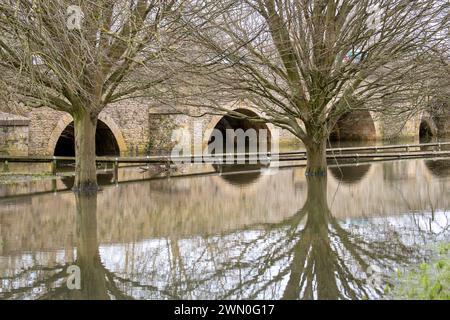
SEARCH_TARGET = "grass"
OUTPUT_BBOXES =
[389,243,450,300]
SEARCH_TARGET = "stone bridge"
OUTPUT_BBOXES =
[1,99,450,157]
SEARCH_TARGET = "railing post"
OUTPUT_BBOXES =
[165,157,171,175]
[52,178,57,193]
[51,157,57,176]
[113,159,119,184]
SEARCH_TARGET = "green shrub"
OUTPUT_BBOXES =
[390,243,450,300]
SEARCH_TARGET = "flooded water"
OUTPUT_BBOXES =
[0,156,449,300]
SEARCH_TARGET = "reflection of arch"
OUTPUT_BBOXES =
[61,172,115,189]
[214,164,263,186]
[424,159,450,178]
[328,163,372,185]
[204,107,274,152]
[47,114,127,156]
[330,110,376,142]
[422,141,450,178]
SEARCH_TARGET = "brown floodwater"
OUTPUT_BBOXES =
[0,155,449,299]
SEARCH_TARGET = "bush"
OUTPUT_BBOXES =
[389,243,450,300]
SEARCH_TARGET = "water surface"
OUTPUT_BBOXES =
[0,157,449,299]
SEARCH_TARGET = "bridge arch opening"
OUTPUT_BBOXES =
[207,108,272,154]
[419,120,435,142]
[330,110,376,143]
[54,120,120,157]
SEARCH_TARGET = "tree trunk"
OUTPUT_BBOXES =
[282,176,341,299]
[74,193,109,299]
[73,110,98,193]
[305,139,327,177]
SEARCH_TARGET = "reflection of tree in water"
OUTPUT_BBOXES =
[0,178,446,300]
[106,177,435,300]
[1,195,131,300]
[170,177,420,300]
[279,177,411,299]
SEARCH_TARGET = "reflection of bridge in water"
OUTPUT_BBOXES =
[0,158,449,255]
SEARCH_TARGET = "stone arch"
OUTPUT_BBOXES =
[330,110,377,142]
[47,114,73,156]
[419,113,438,142]
[98,114,127,155]
[47,113,127,156]
[203,106,275,152]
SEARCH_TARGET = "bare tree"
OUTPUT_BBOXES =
[426,40,450,131]
[0,0,197,193]
[188,0,449,175]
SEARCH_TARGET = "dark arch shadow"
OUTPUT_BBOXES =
[54,120,120,157]
[329,110,376,146]
[419,120,436,143]
[207,109,271,186]
[208,108,272,156]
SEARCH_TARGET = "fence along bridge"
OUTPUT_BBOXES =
[1,141,450,186]
[1,142,450,166]
[1,142,450,198]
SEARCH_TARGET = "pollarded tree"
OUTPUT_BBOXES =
[0,0,199,193]
[189,0,449,175]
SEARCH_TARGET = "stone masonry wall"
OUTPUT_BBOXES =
[1,97,443,157]
[27,108,66,155]
[0,112,30,156]
[375,112,421,141]
[0,124,29,156]
[104,100,150,155]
